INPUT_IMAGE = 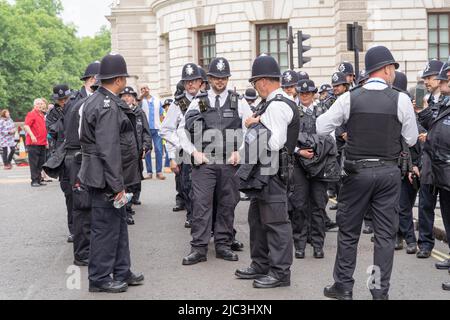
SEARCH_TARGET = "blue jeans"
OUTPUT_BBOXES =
[164,145,170,168]
[145,129,163,174]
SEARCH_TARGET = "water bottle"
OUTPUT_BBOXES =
[113,193,134,209]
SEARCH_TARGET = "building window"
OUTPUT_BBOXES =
[429,13,450,61]
[256,24,288,71]
[198,30,216,70]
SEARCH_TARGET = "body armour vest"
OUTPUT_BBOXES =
[298,102,327,135]
[198,91,242,155]
[346,87,402,161]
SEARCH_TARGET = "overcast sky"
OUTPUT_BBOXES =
[59,0,113,37]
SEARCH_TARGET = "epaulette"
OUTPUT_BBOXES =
[197,92,209,113]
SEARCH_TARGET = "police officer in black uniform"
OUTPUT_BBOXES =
[290,79,331,260]
[318,46,418,300]
[161,63,204,228]
[178,57,253,266]
[120,86,152,225]
[79,53,144,293]
[282,70,300,101]
[235,55,300,289]
[416,59,446,259]
[63,79,101,266]
[297,71,310,82]
[417,60,450,280]
[67,61,101,111]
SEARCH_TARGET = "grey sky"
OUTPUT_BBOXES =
[59,0,113,37]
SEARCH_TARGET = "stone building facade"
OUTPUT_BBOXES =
[108,0,450,97]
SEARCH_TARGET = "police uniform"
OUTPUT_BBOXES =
[289,80,329,259]
[318,46,419,300]
[160,63,203,226]
[416,59,446,258]
[235,55,300,289]
[79,53,143,293]
[178,57,253,265]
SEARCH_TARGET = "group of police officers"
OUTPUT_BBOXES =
[44,43,450,299]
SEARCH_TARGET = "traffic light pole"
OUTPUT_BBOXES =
[353,22,360,77]
[288,26,295,70]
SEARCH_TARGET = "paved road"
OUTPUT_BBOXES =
[0,167,449,300]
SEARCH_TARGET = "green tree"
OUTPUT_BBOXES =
[0,0,111,120]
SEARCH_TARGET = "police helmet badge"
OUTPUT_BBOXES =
[303,82,308,89]
[59,89,64,95]
[424,62,431,73]
[284,72,292,83]
[332,73,339,82]
[217,59,226,72]
[186,64,194,76]
[339,64,346,72]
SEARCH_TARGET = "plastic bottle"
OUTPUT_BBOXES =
[113,193,134,209]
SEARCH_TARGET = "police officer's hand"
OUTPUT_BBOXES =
[192,151,209,165]
[228,151,241,167]
[299,149,315,159]
[170,159,180,174]
[341,132,348,142]
[114,190,126,202]
[408,166,420,184]
[418,133,427,143]
[245,116,261,128]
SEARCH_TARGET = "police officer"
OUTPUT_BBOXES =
[178,57,253,265]
[297,71,310,82]
[282,70,300,101]
[392,71,420,254]
[290,79,330,259]
[79,53,144,293]
[63,79,101,266]
[120,86,152,225]
[317,46,418,300]
[198,65,210,91]
[357,70,369,86]
[47,84,74,241]
[338,61,356,87]
[417,60,450,280]
[67,61,101,111]
[243,88,258,112]
[235,54,300,289]
[416,59,445,259]
[161,63,204,228]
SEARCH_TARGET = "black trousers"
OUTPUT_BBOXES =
[126,182,141,219]
[2,146,15,165]
[439,188,450,249]
[73,208,91,261]
[60,164,74,235]
[333,165,401,298]
[418,184,438,251]
[289,166,327,250]
[27,145,46,183]
[89,189,131,285]
[181,164,193,222]
[190,164,239,254]
[249,176,293,281]
[175,171,185,208]
[398,178,418,245]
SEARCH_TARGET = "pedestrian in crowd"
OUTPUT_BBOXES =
[416,59,445,259]
[161,99,173,173]
[24,99,48,187]
[0,109,16,170]
[179,57,253,266]
[79,53,144,293]
[318,45,418,300]
[235,54,300,289]
[139,84,166,180]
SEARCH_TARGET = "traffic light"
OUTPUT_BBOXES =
[298,31,311,68]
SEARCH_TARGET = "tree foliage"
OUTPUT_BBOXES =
[0,0,111,120]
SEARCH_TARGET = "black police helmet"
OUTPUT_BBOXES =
[392,71,408,92]
[422,59,445,79]
[357,70,369,85]
[52,84,71,100]
[297,71,310,81]
[437,63,449,81]
[281,70,300,88]
[198,66,208,83]
[90,77,101,91]
[163,99,174,106]
[208,57,231,78]
[97,53,130,80]
[296,79,318,94]
[319,84,332,94]
[249,54,281,82]
[175,81,185,97]
[80,61,101,81]
[119,86,138,98]
[181,63,203,81]
[338,62,355,76]
[243,88,258,101]
[331,72,349,87]
[365,46,399,75]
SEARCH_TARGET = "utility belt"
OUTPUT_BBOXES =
[193,151,237,166]
[344,159,398,173]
